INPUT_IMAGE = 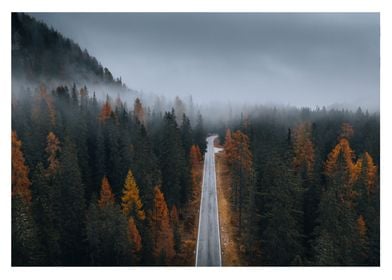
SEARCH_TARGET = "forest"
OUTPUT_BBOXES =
[217,107,379,265]
[12,85,380,265]
[12,84,207,265]
[11,13,380,266]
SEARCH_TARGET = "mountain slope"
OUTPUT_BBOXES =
[12,13,125,88]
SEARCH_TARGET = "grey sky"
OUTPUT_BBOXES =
[31,13,379,110]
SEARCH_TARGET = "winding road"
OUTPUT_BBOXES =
[195,135,222,266]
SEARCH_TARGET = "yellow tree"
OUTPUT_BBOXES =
[121,169,145,220]
[12,131,32,203]
[151,186,175,261]
[98,176,115,208]
[293,122,315,178]
[325,137,362,195]
[362,152,378,194]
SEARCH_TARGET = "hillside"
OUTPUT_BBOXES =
[12,13,125,89]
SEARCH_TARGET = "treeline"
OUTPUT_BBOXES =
[222,107,379,265]
[11,84,206,265]
[12,13,125,88]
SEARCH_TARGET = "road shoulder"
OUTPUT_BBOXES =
[215,142,241,266]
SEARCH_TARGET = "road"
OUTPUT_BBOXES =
[195,135,222,266]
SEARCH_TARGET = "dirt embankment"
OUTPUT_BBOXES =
[214,141,242,266]
[175,154,203,265]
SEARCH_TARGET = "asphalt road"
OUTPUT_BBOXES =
[195,135,222,266]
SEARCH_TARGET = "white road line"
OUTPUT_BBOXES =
[195,138,208,266]
[212,137,222,266]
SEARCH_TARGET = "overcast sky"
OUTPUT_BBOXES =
[31,13,379,110]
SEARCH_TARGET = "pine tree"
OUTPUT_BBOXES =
[193,112,206,153]
[31,162,62,264]
[86,197,131,265]
[158,110,190,207]
[12,195,41,265]
[55,137,86,265]
[121,169,146,221]
[180,113,193,158]
[151,187,175,263]
[259,152,303,265]
[131,122,161,210]
[170,205,181,252]
[229,130,254,233]
[315,137,360,265]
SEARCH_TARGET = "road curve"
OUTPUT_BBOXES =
[195,135,222,266]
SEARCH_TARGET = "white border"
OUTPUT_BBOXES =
[1,1,390,280]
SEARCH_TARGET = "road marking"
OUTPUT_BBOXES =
[195,138,208,266]
[212,138,222,266]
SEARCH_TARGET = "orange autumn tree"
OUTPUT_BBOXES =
[134,98,145,125]
[228,130,254,232]
[356,214,369,262]
[12,131,32,202]
[127,216,142,254]
[99,97,112,123]
[189,144,202,195]
[357,215,367,241]
[151,186,175,261]
[293,122,315,179]
[45,132,61,175]
[324,138,362,191]
[224,128,234,166]
[121,169,145,221]
[98,176,115,208]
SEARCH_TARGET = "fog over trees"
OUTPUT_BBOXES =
[12,13,379,266]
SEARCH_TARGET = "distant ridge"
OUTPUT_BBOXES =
[12,13,126,89]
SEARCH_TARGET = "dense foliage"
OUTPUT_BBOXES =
[12,84,204,265]
[221,107,379,265]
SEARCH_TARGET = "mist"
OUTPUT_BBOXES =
[29,13,380,112]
